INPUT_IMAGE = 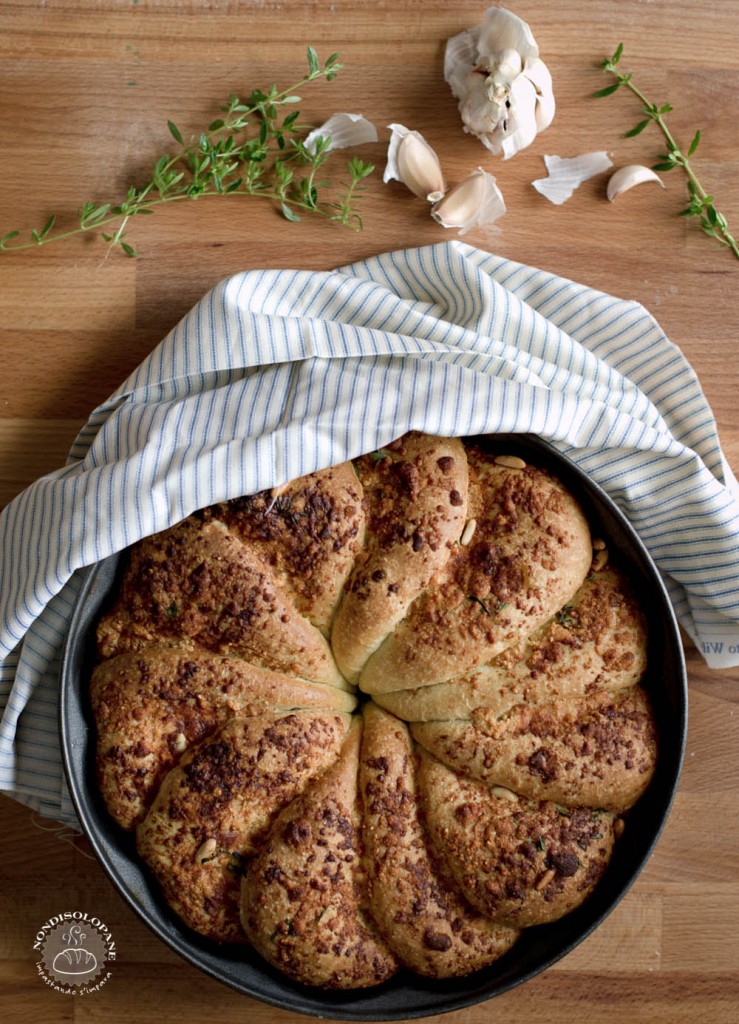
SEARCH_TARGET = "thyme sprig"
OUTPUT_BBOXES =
[596,43,739,259]
[0,47,374,258]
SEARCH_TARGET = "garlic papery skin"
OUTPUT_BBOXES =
[532,152,613,205]
[475,9,538,64]
[304,113,378,155]
[607,164,666,201]
[445,7,555,159]
[384,124,447,202]
[431,168,506,235]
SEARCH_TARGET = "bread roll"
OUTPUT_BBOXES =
[412,685,657,813]
[360,703,518,977]
[137,712,350,942]
[240,721,399,988]
[360,450,592,694]
[97,516,346,688]
[203,462,365,635]
[417,749,615,928]
[92,647,356,829]
[375,566,647,721]
[331,433,468,683]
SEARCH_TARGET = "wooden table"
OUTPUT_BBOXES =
[0,1,737,1021]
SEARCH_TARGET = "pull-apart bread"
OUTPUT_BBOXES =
[90,432,657,989]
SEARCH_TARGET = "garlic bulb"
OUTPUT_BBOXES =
[304,113,378,155]
[431,168,506,235]
[607,164,666,201]
[383,124,447,202]
[445,7,555,159]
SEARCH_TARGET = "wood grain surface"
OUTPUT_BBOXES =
[0,1,737,1022]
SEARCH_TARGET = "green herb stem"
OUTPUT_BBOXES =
[0,48,374,258]
[0,187,358,255]
[596,44,739,260]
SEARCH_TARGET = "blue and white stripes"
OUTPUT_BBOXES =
[1,240,737,824]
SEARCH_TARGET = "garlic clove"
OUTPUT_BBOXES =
[491,46,524,79]
[481,47,524,105]
[607,164,666,201]
[384,124,447,202]
[303,113,378,155]
[525,58,556,132]
[431,167,506,235]
[532,151,613,205]
[498,74,540,160]
[534,85,556,134]
[458,71,505,139]
[524,56,553,95]
[459,71,538,158]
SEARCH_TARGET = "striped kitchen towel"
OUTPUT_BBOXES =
[1,240,738,825]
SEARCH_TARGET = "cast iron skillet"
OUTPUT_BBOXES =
[59,434,687,1020]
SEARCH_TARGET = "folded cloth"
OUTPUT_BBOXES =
[1,240,738,825]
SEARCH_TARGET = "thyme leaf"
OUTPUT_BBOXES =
[468,595,508,616]
[556,604,577,629]
[468,595,493,615]
[368,448,393,462]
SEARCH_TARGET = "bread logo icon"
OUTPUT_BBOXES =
[50,925,97,977]
[52,946,98,976]
[35,913,114,993]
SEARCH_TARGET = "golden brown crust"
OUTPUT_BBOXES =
[240,721,399,988]
[136,712,350,943]
[360,451,592,694]
[89,434,656,990]
[375,566,647,721]
[360,704,519,977]
[417,750,615,928]
[331,433,468,683]
[96,517,346,688]
[203,462,365,635]
[412,685,657,813]
[92,647,357,830]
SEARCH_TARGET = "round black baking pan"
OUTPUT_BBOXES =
[59,433,687,1020]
